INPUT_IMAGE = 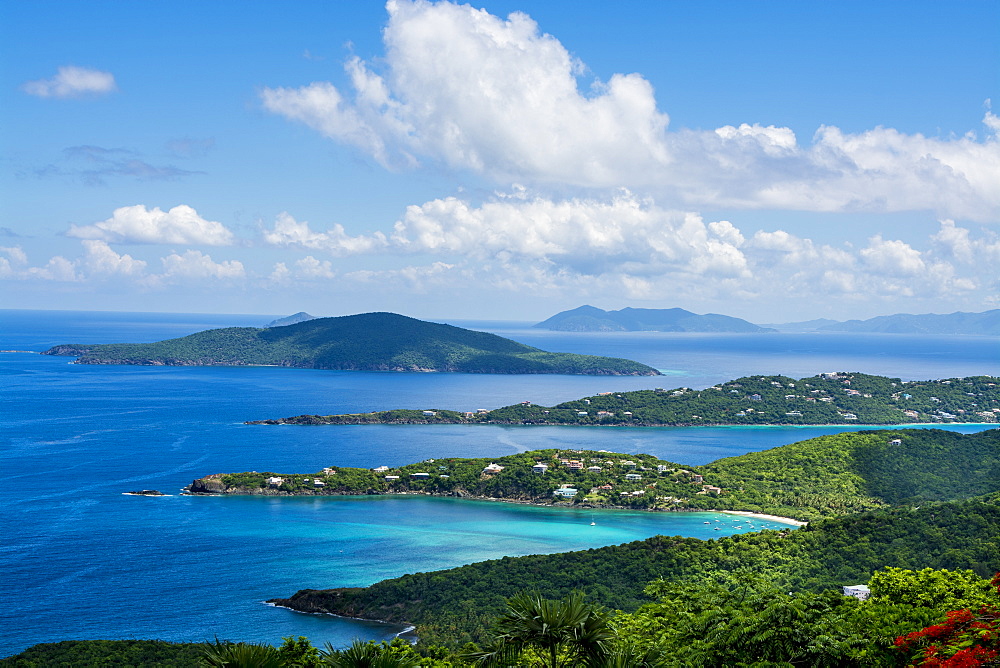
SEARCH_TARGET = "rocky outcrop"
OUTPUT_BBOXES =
[267,588,406,623]
[188,477,226,494]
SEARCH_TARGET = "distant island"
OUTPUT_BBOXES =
[249,372,1000,427]
[818,309,1000,335]
[42,312,659,376]
[535,305,774,332]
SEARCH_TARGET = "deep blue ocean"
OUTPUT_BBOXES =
[1,309,997,656]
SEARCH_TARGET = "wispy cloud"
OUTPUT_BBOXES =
[34,145,202,186]
[261,0,1000,222]
[165,137,216,159]
[22,66,117,99]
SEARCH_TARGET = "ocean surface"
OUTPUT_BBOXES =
[1,309,997,656]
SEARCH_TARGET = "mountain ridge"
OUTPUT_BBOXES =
[534,305,775,332]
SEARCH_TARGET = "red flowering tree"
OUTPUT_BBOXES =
[895,573,1000,667]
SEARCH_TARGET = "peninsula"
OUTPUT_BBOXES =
[42,312,659,376]
[187,428,1000,522]
[249,372,1000,426]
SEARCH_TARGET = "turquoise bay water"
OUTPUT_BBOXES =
[1,310,997,656]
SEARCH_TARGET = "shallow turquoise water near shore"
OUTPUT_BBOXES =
[1,310,997,656]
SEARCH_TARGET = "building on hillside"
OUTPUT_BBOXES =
[843,585,870,600]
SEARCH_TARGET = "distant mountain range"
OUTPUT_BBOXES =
[537,306,1000,335]
[815,309,1000,335]
[535,305,774,333]
[43,312,660,376]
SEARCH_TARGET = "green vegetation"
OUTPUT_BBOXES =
[41,312,659,376]
[8,569,999,665]
[268,494,1000,647]
[258,372,1000,426]
[0,639,209,666]
[193,428,1000,522]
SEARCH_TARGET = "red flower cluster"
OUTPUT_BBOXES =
[894,574,1000,667]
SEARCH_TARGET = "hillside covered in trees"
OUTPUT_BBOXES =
[253,372,1000,426]
[41,312,659,375]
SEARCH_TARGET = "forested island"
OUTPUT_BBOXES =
[41,312,659,375]
[251,372,1000,426]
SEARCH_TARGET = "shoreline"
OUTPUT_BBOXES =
[184,487,814,523]
[720,509,807,526]
[252,417,998,429]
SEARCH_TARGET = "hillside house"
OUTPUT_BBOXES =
[843,585,870,600]
[532,463,549,474]
[553,487,578,498]
[482,463,505,475]
[625,473,642,481]
[409,472,431,480]
[267,477,283,487]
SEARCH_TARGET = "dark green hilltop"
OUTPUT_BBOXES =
[41,312,659,376]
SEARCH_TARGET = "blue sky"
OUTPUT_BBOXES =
[2,0,998,322]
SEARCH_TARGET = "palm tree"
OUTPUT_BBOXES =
[200,639,283,667]
[467,591,615,668]
[319,639,421,667]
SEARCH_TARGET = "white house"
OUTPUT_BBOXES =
[532,463,549,474]
[843,585,870,600]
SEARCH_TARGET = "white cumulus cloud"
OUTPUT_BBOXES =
[160,250,245,280]
[68,205,234,246]
[262,212,387,255]
[260,0,1000,221]
[81,240,147,275]
[22,66,117,98]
